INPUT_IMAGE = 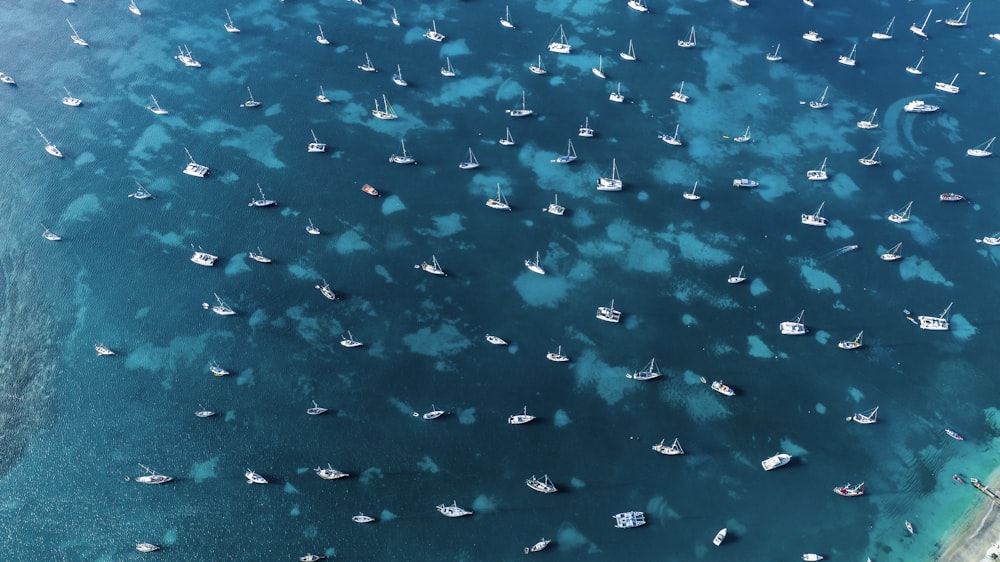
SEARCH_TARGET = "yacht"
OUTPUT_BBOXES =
[858,146,881,166]
[940,192,965,202]
[779,310,807,335]
[209,293,235,316]
[918,302,952,331]
[306,219,321,235]
[224,9,240,33]
[761,453,792,471]
[880,242,902,261]
[306,401,328,415]
[802,30,823,42]
[190,245,217,266]
[248,184,276,207]
[500,5,515,28]
[67,19,88,46]
[316,279,336,301]
[578,116,595,137]
[801,202,828,227]
[421,406,445,420]
[833,482,865,497]
[136,544,160,553]
[711,380,735,396]
[935,73,960,94]
[597,158,622,191]
[240,86,260,108]
[525,539,551,554]
[525,251,545,275]
[732,178,758,188]
[528,55,547,75]
[147,95,168,115]
[61,87,82,107]
[316,86,331,104]
[392,64,407,87]
[766,43,782,62]
[508,406,535,425]
[0,72,15,85]
[552,139,577,164]
[809,86,829,109]
[37,129,62,158]
[136,464,173,485]
[245,248,269,262]
[727,266,746,284]
[340,331,363,348]
[526,474,557,493]
[486,184,511,211]
[609,82,625,103]
[733,126,752,143]
[424,20,445,42]
[838,331,864,350]
[388,140,415,164]
[613,511,646,528]
[967,137,995,157]
[182,148,209,177]
[544,194,565,216]
[499,128,516,146]
[419,255,446,276]
[440,57,456,77]
[806,158,828,180]
[670,80,689,103]
[904,100,938,113]
[314,464,349,480]
[95,343,115,356]
[41,223,62,241]
[910,9,932,38]
[620,39,636,61]
[352,513,375,524]
[713,528,727,547]
[626,358,661,381]
[678,26,696,48]
[174,45,201,68]
[307,130,326,153]
[628,0,649,12]
[300,554,325,562]
[838,44,857,67]
[357,52,377,73]
[659,124,682,146]
[316,25,330,45]
[485,334,508,345]
[652,437,684,455]
[857,108,879,130]
[458,147,479,170]
[546,345,569,362]
[849,406,878,424]
[507,90,533,117]
[129,182,153,200]
[596,299,621,323]
[436,501,472,517]
[245,469,268,484]
[548,24,571,53]
[888,201,913,224]
[194,405,215,418]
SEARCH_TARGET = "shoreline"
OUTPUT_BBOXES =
[939,466,1000,562]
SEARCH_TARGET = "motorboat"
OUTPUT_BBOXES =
[306,401,328,415]
[314,465,349,480]
[761,453,791,471]
[596,299,621,323]
[802,554,824,562]
[245,469,267,484]
[713,528,727,546]
[300,554,325,562]
[711,380,735,396]
[613,511,646,528]
[485,334,508,345]
[940,193,965,202]
[903,100,938,113]
[626,358,661,381]
[838,331,863,350]
[946,429,964,440]
[802,30,823,42]
[779,310,807,335]
[526,474,557,493]
[508,406,535,425]
[652,438,683,455]
[362,184,380,197]
[135,464,173,485]
[833,482,865,497]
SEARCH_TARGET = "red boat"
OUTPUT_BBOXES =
[946,428,965,441]
[833,482,865,497]
[940,193,965,202]
[953,474,966,484]
[362,184,380,197]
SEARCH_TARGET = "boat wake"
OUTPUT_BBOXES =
[819,245,859,262]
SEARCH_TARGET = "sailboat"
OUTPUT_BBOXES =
[372,94,398,120]
[209,293,235,316]
[727,266,746,284]
[306,219,321,235]
[524,251,545,275]
[147,94,168,115]
[809,86,829,109]
[918,302,953,331]
[37,129,62,158]
[934,73,960,94]
[440,57,456,77]
[358,52,377,72]
[658,124,682,146]
[838,43,857,67]
[248,184,276,207]
[458,147,479,170]
[596,299,621,323]
[880,242,903,261]
[175,45,201,68]
[734,125,752,143]
[307,129,326,153]
[678,26,696,48]
[340,331,363,348]
[858,146,880,166]
[872,16,895,40]
[544,193,565,215]
[240,86,260,108]
[499,127,515,146]
[508,407,535,425]
[766,43,782,61]
[626,358,661,381]
[66,19,88,46]
[945,3,970,27]
[486,184,511,211]
[128,0,141,15]
[0,72,15,85]
[628,0,649,12]
[609,82,624,103]
[418,255,446,276]
[905,55,924,75]
[652,437,683,455]
[779,310,807,335]
[888,201,913,224]
[579,116,595,138]
[597,158,623,191]
[190,244,218,266]
[857,108,879,130]
[316,279,336,300]
[838,330,864,350]
[683,181,701,201]
[389,139,415,164]
[391,8,400,26]
[848,406,878,424]
[806,157,828,180]
[967,137,995,157]
[224,9,240,33]
[670,80,689,103]
[41,223,61,241]
[546,345,569,362]
[182,147,209,177]
[392,64,407,87]
[316,24,330,45]
[910,10,932,38]
[500,5,515,28]
[620,39,636,61]
[977,232,1000,246]
[552,139,577,164]
[424,20,445,42]
[316,86,330,104]
[528,55,546,75]
[548,24,571,53]
[248,247,271,263]
[591,55,606,79]
[61,87,81,107]
[128,182,153,199]
[801,201,828,227]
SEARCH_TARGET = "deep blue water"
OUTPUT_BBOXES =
[1,0,999,560]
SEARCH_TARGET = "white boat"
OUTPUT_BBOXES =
[779,310,807,335]
[597,158,622,191]
[37,129,62,158]
[209,361,229,377]
[436,501,472,517]
[129,182,153,200]
[733,126,752,143]
[194,404,215,418]
[190,245,218,266]
[248,184,276,207]
[500,5,515,28]
[628,0,649,12]
[766,43,782,61]
[711,380,735,396]
[888,201,913,223]
[801,202,828,226]
[316,86,330,104]
[761,453,792,471]
[652,437,683,455]
[307,129,326,153]
[626,357,661,381]
[903,100,938,113]
[507,90,533,117]
[147,95,168,115]
[609,82,625,103]
[372,94,398,120]
[485,334,508,345]
[859,146,881,166]
[391,8,400,26]
[316,279,336,301]
[809,86,829,109]
[240,86,260,108]
[424,20,445,42]
[440,57,456,77]
[833,481,866,497]
[357,52,377,73]
[95,342,115,356]
[306,400,328,415]
[978,232,1000,245]
[806,157,828,180]
[596,299,621,323]
[872,16,895,40]
[548,24,571,53]
[838,331,864,350]
[210,293,235,316]
[803,554,824,561]
[910,10,932,38]
[224,9,240,33]
[543,193,566,216]
[316,24,330,45]
[247,247,271,263]
[730,0,749,6]
[905,55,925,75]
[683,181,701,201]
[880,242,902,261]
[526,474,557,493]
[727,265,746,284]
[713,528,727,546]
[174,45,201,68]
[591,55,605,79]
[546,345,569,362]
[935,73,960,94]
[579,116,595,138]
[946,2,971,27]
[525,251,545,275]
[392,64,407,87]
[849,406,879,424]
[182,147,209,178]
[659,124,682,146]
[389,139,415,164]
[418,255,446,276]
[128,0,141,15]
[341,331,363,348]
[620,39,636,61]
[838,43,857,66]
[346,513,374,525]
[67,19,88,46]
[421,405,445,420]
[905,520,914,535]
[300,554,325,562]
[678,26,696,48]
[918,302,952,331]
[135,463,174,485]
[61,87,82,107]
[508,406,535,425]
[940,192,965,202]
[524,538,551,554]
[458,147,479,170]
[314,464,348,480]
[306,218,320,235]
[528,54,546,75]
[968,137,995,157]
[552,139,577,164]
[670,80,689,103]
[857,108,879,129]
[245,469,267,484]
[499,127,515,146]
[486,184,511,211]
[613,511,646,528]
[733,178,758,188]
[0,72,15,85]
[802,30,823,43]
[136,543,159,553]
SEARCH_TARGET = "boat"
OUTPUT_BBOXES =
[834,482,865,497]
[801,202,828,226]
[371,94,398,120]
[579,116,595,138]
[316,24,330,45]
[731,0,749,6]
[713,528,727,546]
[440,57,456,77]
[838,43,857,66]
[910,10,932,38]
[905,56,925,75]
[95,343,115,356]
[546,345,569,362]
[174,45,201,68]
[620,39,636,61]
[391,8,400,26]
[919,302,953,331]
[678,26,696,48]
[858,146,881,166]
[849,406,878,424]
[977,232,1000,245]
[802,30,823,43]
[458,147,479,170]
[727,265,746,284]
[652,437,683,455]
[766,43,782,61]
[307,130,326,153]
[596,299,621,323]
[182,147,208,178]
[248,184,276,207]
[316,279,336,301]
[872,16,895,39]
[906,520,914,534]
[128,0,141,15]
[683,181,701,201]
[857,108,879,129]
[388,140,415,164]
[967,137,995,157]
[485,334,508,345]
[240,86,260,108]
[526,474,557,493]
[733,178,758,188]
[392,64,407,87]
[61,87,81,107]
[552,139,577,164]
[711,380,735,396]
[613,511,646,529]
[422,405,445,420]
[37,129,62,158]
[525,538,551,554]
[888,201,913,224]
[419,255,446,276]
[954,474,966,484]
[761,453,792,471]
[499,127,515,146]
[670,80,689,103]
[626,357,661,381]
[508,406,535,425]
[543,193,566,216]
[306,400,327,415]
[67,19,88,46]
[525,251,545,275]
[436,501,472,517]
[486,184,511,211]
[210,293,235,316]
[136,543,159,553]
[940,192,965,202]
[880,242,902,261]
[935,73,960,94]
[659,124,682,146]
[300,554,325,562]
[129,182,153,200]
[195,405,215,418]
[806,157,828,180]
[809,86,829,109]
[316,86,330,104]
[500,5,515,28]
[946,2,971,27]
[314,464,348,480]
[548,24,571,53]
[189,244,218,266]
[597,158,622,191]
[506,90,533,117]
[224,9,240,33]
[248,248,271,263]
[803,555,824,561]
[838,331,864,350]
[245,469,267,484]
[528,55,546,75]
[591,55,605,79]
[779,310,807,335]
[628,0,649,12]
[306,218,320,235]
[733,126,752,143]
[357,52,377,73]
[0,72,15,85]
[352,513,375,524]
[609,82,625,103]
[135,464,173,485]
[424,20,445,42]
[41,223,62,241]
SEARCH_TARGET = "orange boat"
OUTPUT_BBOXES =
[362,184,380,197]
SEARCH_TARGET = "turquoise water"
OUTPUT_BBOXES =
[2,1,1000,560]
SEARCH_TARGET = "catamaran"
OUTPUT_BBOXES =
[905,55,925,75]
[918,302,953,331]
[620,39,636,61]
[358,52,377,72]
[872,16,895,40]
[880,242,903,261]
[499,127,515,146]
[614,511,646,528]
[147,95,168,115]
[727,265,746,284]
[609,82,625,103]
[838,331,864,350]
[652,437,683,455]
[419,255,446,276]
[440,57,456,77]
[678,26,696,48]
[508,406,535,425]
[858,146,881,166]
[128,182,152,200]
[500,5,515,28]
[209,293,235,316]
[546,345,569,362]
[544,193,565,216]
[175,45,201,68]
[316,86,330,103]
[528,54,546,75]
[389,139,415,164]
[248,184,276,207]
[37,129,62,158]
[190,244,218,266]
[596,299,621,323]
[766,43,782,61]
[806,158,828,180]
[458,147,479,170]
[597,158,622,191]
[372,94,398,120]
[579,116,595,137]
[62,87,82,107]
[182,147,208,177]
[935,73,960,94]
[316,24,330,45]
[524,251,545,275]
[548,24,571,53]
[424,20,445,42]
[659,124,682,146]
[307,130,326,153]
[670,80,689,103]
[733,126,752,143]
[392,64,407,87]
[857,108,879,129]
[486,184,511,211]
[801,202,828,227]
[888,201,913,223]
[67,19,88,46]
[809,86,829,109]
[683,181,701,201]
[838,43,857,66]
[626,358,661,381]
[507,90,533,117]
[780,310,807,335]
[224,9,240,33]
[240,86,260,108]
[945,2,971,27]
[968,137,995,157]
[849,406,878,424]
[910,9,932,38]
[552,139,577,164]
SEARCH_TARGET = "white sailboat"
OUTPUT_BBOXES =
[61,87,81,107]
[548,24,571,53]
[591,55,605,79]
[578,116,595,138]
[182,147,208,177]
[0,72,15,85]
[190,244,218,266]
[857,108,879,129]
[597,158,623,191]
[596,299,621,323]
[458,147,479,170]
[779,310,807,335]
[316,279,335,300]
[658,124,682,146]
[683,181,701,201]
[340,331,363,348]
[307,129,326,153]
[175,45,201,68]
[918,302,953,331]
[306,219,320,235]
[849,406,878,424]
[147,94,168,115]
[128,0,141,16]
[418,255,446,276]
[731,0,749,6]
[552,139,577,164]
[391,8,400,26]
[766,43,782,61]
[967,137,995,157]
[389,139,415,164]
[838,330,864,350]
[905,55,924,75]
[888,201,913,224]
[670,80,689,103]
[66,19,88,46]
[609,82,624,103]
[424,20,445,42]
[880,242,903,261]
[209,293,235,316]
[486,184,511,211]
[945,3,970,27]
[248,247,271,263]
[626,358,661,381]
[977,232,1000,246]
[872,16,895,40]
[620,39,636,61]
[240,86,261,108]
[392,64,407,87]
[41,223,61,241]
[316,24,330,45]
[678,26,696,48]
[358,52,377,72]
[508,406,535,425]
[727,265,746,284]
[524,251,545,275]
[500,5,515,28]
[544,193,565,215]
[546,345,569,362]
[733,125,752,143]
[372,94,398,120]
[934,73,960,94]
[652,437,683,455]
[316,86,330,104]
[248,184,275,207]
[37,128,63,158]
[838,43,857,66]
[128,182,152,199]
[802,30,823,42]
[628,0,649,12]
[806,157,828,180]
[809,86,829,109]
[440,57,456,77]
[910,10,932,38]
[528,54,546,75]
[801,201,828,227]
[859,146,881,166]
[224,9,240,33]
[499,127,515,146]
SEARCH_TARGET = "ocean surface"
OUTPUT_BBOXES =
[1,0,999,560]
